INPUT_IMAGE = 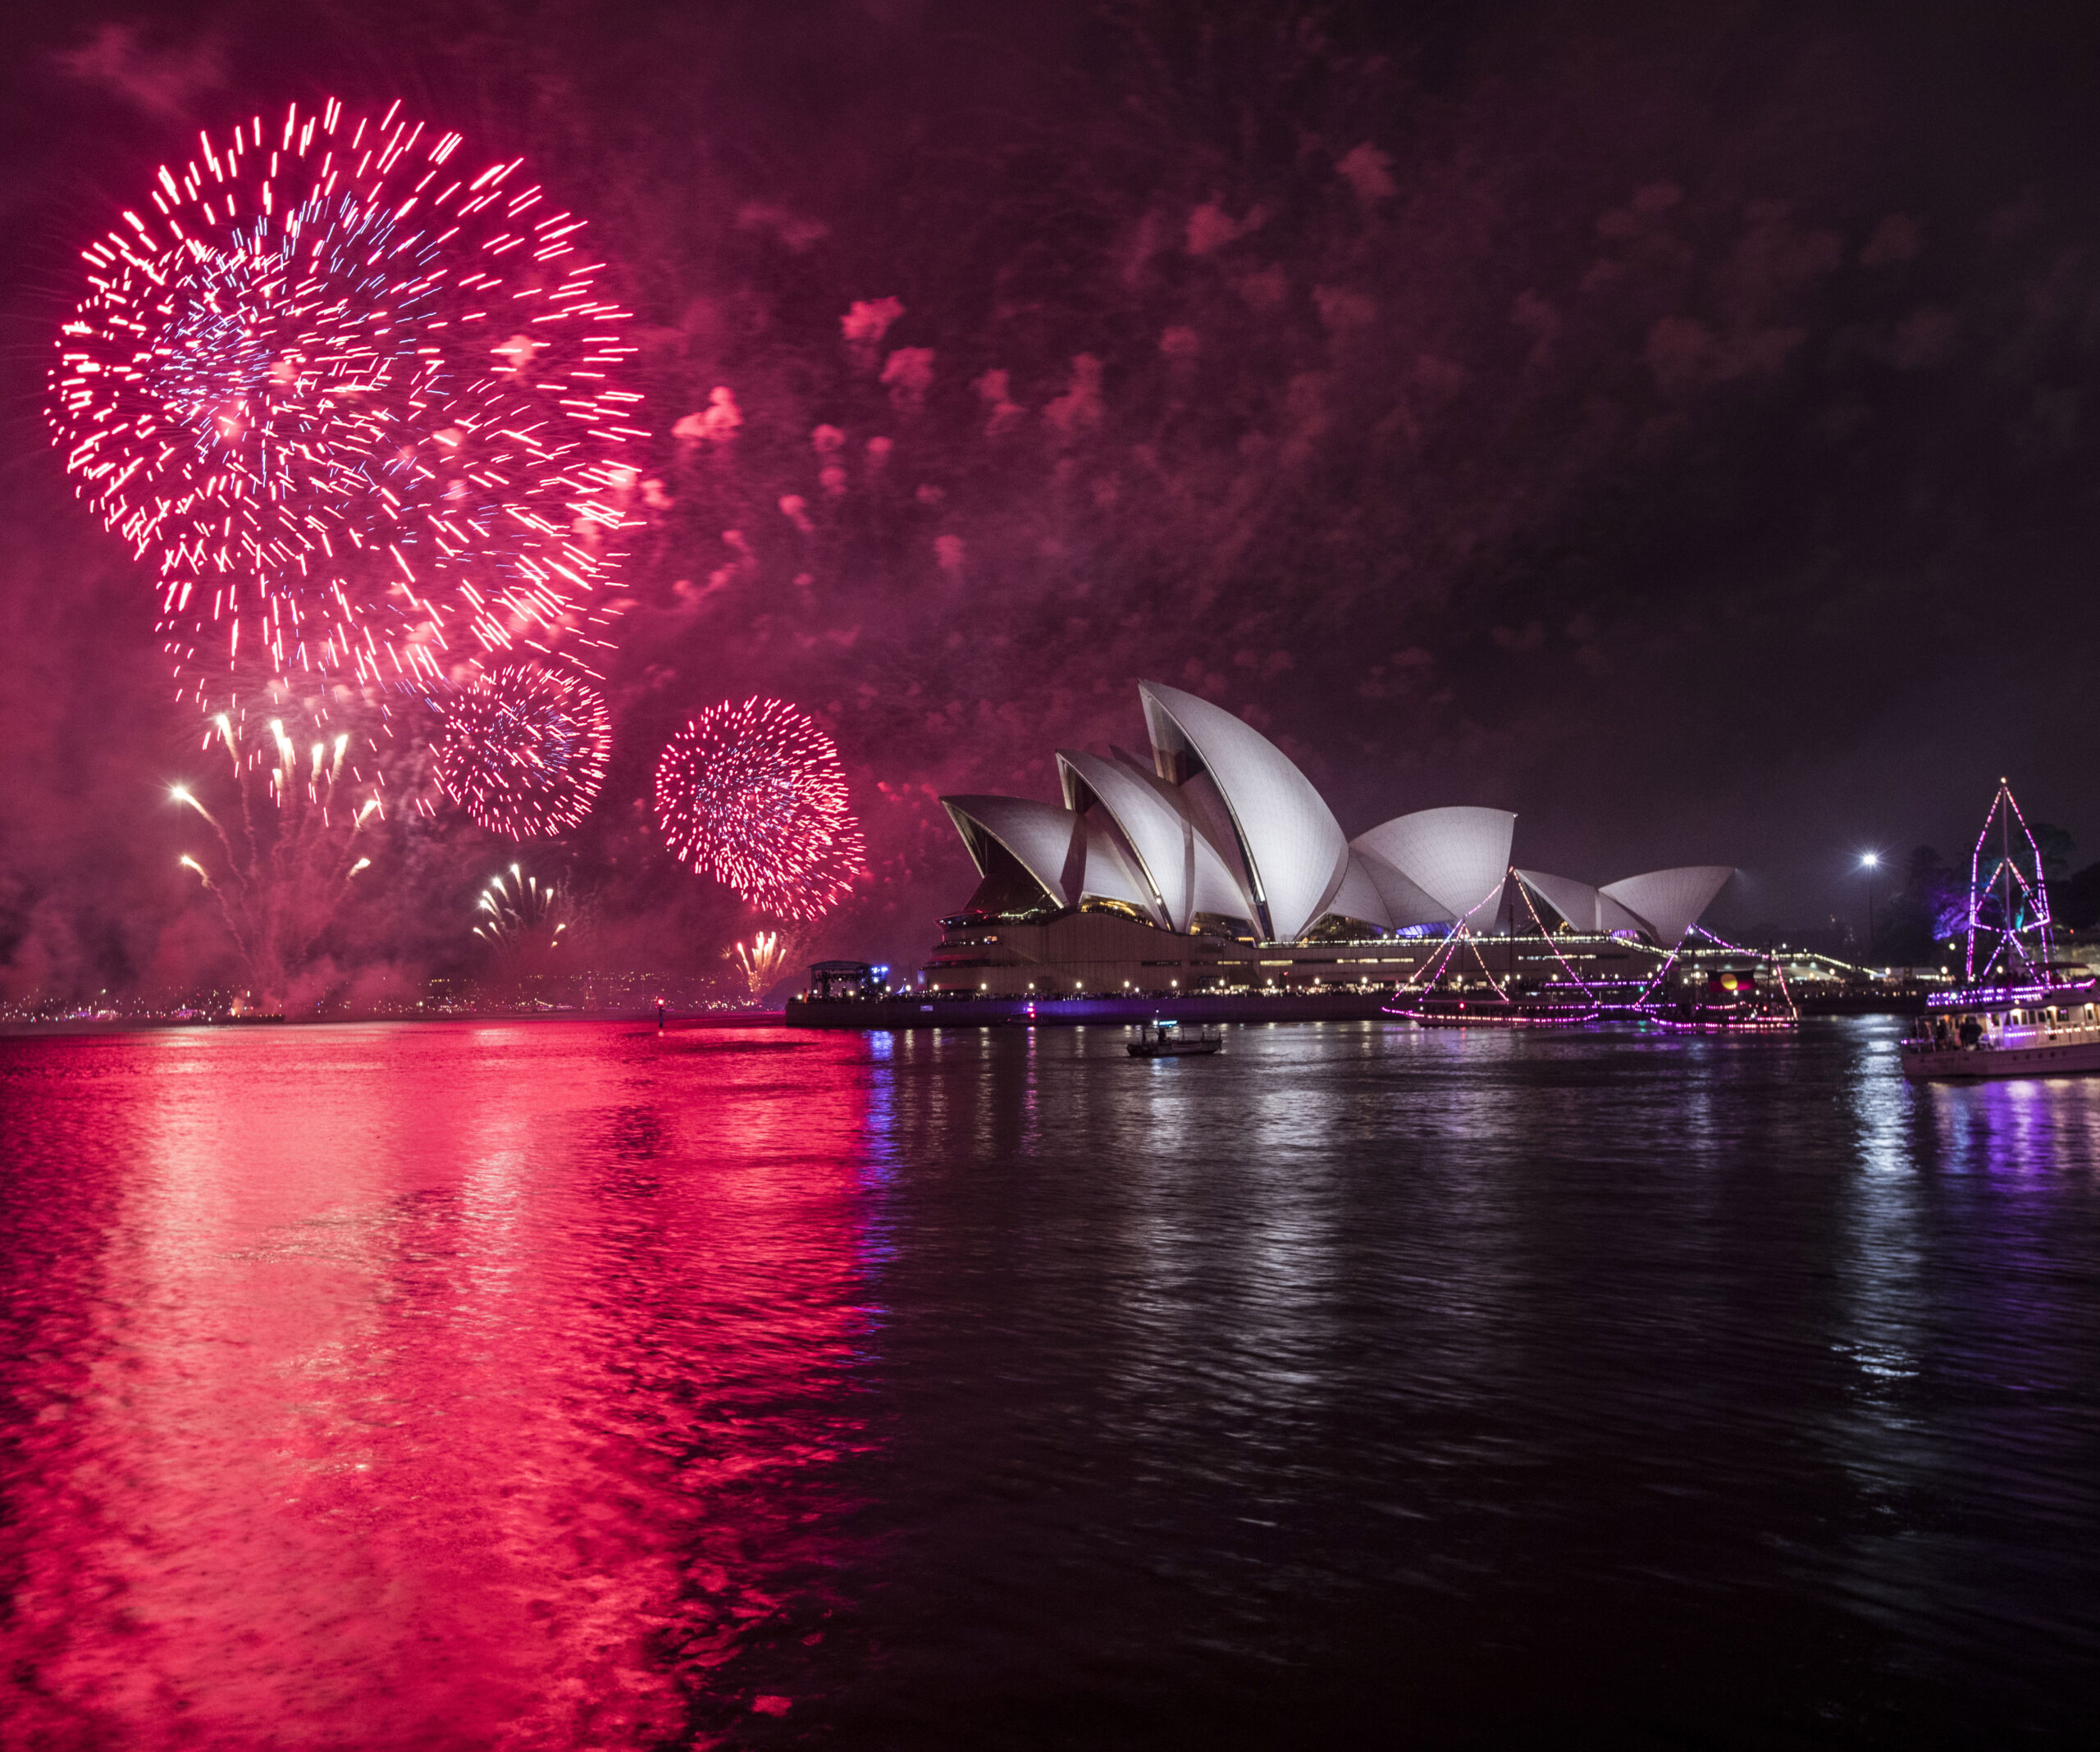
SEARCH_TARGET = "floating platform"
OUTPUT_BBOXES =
[1127,1020,1225,1057]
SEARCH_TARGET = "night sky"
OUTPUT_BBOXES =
[4,0,2098,1006]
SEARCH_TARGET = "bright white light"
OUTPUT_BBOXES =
[1860,853,1879,869]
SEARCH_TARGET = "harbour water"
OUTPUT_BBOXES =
[1,1018,2094,1746]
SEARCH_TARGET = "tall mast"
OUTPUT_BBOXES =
[2002,780,2016,977]
[1969,777,2055,989]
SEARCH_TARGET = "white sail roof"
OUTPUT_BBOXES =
[1059,751,1187,927]
[1352,806,1514,924]
[943,796,1084,909]
[1597,892,1652,936]
[1516,869,1644,936]
[1515,868,1590,931]
[1322,850,1394,931]
[1079,820,1162,919]
[1075,747,1251,928]
[1139,682,1348,942]
[940,687,1732,950]
[1518,869,1698,939]
[1599,866,1734,946]
[1350,845,1453,928]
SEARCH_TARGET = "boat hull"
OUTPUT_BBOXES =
[1385,1001,1598,1028]
[1902,1039,2100,1081]
[1640,1006,1797,1033]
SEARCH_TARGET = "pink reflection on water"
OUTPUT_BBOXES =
[0,1023,874,1748]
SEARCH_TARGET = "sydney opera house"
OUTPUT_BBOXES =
[919,681,1733,997]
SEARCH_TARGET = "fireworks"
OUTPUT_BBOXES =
[733,929,794,997]
[173,712,385,1011]
[472,865,574,946]
[431,665,610,838]
[472,864,585,996]
[655,698,865,920]
[50,99,642,720]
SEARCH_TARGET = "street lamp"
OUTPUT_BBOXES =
[1860,852,1881,959]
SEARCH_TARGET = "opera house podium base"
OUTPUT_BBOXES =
[785,992,1398,1030]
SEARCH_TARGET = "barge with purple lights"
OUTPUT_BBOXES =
[1638,963,1799,1033]
[1383,992,1599,1028]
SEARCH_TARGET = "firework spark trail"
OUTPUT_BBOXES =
[471,863,578,949]
[174,712,383,1011]
[432,665,611,838]
[733,928,794,997]
[472,863,586,998]
[655,698,865,922]
[50,99,642,727]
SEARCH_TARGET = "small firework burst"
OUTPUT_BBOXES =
[654,698,865,921]
[49,98,642,717]
[732,928,795,997]
[172,712,386,1011]
[472,862,585,988]
[432,665,611,838]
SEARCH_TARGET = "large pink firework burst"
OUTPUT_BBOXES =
[48,99,644,721]
[654,699,866,921]
[431,665,611,839]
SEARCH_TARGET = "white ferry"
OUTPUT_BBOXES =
[1901,987,2100,1081]
[1897,778,2098,1082]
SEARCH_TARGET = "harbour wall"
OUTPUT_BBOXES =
[783,992,1395,1029]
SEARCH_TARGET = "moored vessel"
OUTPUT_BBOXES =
[1386,992,1600,1027]
[1903,986,2100,1080]
[1900,778,2096,1081]
[1381,917,1600,1028]
[1126,1019,1224,1058]
[1640,961,1799,1033]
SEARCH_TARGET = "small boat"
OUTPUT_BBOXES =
[1384,992,1599,1028]
[1899,779,2100,1082]
[1127,1019,1223,1058]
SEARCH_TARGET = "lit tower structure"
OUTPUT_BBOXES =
[1966,778,2057,989]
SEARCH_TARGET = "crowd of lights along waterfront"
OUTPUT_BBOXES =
[654,698,866,922]
[431,665,612,839]
[47,98,645,725]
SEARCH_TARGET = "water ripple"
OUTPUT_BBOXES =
[1,1017,2095,1746]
